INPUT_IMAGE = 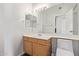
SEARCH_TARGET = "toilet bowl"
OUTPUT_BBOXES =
[56,48,74,56]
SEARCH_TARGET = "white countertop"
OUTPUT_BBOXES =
[24,33,79,40]
[24,33,52,40]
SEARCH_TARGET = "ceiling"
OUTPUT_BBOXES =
[32,3,60,10]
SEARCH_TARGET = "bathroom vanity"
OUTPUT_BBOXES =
[23,33,79,56]
[23,33,52,56]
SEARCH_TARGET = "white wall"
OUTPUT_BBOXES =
[3,3,32,56]
[0,4,4,56]
[78,4,79,35]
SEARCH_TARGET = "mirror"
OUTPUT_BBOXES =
[25,3,79,35]
[45,3,78,35]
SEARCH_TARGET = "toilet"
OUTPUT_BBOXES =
[56,48,74,56]
[51,39,74,56]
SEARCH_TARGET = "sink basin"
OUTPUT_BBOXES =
[37,33,42,36]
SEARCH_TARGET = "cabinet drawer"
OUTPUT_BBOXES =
[23,36,38,43]
[23,36,31,41]
[30,38,38,43]
[38,39,50,46]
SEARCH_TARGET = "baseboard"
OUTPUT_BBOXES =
[17,52,24,56]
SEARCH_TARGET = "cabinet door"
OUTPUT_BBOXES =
[23,40,32,55]
[37,44,49,56]
[32,43,38,56]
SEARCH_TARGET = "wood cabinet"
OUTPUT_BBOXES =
[23,36,52,56]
